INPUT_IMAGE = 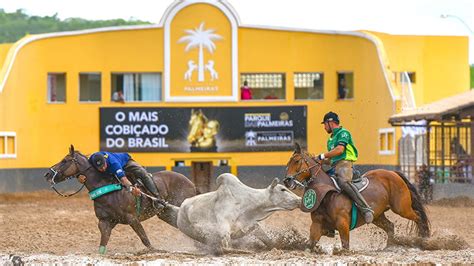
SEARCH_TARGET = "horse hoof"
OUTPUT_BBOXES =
[332,247,352,255]
[312,246,324,254]
[98,245,107,255]
[364,212,374,224]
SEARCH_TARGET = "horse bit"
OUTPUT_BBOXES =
[283,154,322,189]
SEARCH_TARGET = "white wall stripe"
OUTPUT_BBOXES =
[0,0,395,105]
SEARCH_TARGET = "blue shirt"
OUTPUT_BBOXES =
[91,151,131,178]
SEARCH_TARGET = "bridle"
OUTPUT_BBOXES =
[283,152,322,189]
[49,152,92,197]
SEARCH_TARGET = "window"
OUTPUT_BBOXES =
[79,73,101,102]
[294,72,324,100]
[337,72,354,99]
[379,128,395,155]
[240,73,285,100]
[111,73,162,102]
[47,73,66,103]
[401,72,416,84]
[395,71,416,84]
[0,132,16,159]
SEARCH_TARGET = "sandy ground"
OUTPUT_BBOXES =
[0,190,473,265]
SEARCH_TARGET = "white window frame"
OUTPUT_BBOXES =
[47,72,67,104]
[111,72,163,103]
[379,128,395,155]
[294,72,324,101]
[336,71,354,100]
[240,73,286,101]
[0,131,17,159]
[79,72,102,103]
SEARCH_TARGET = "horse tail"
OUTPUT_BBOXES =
[395,171,431,237]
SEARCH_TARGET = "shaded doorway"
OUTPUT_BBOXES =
[192,161,213,193]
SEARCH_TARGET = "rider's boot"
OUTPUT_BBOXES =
[141,173,166,210]
[340,181,374,224]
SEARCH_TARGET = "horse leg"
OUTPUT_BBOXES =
[391,192,430,237]
[308,213,324,252]
[372,213,395,247]
[128,218,154,250]
[98,219,117,254]
[335,217,351,250]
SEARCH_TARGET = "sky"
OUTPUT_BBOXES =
[1,0,473,63]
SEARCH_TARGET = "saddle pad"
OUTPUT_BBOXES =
[301,183,337,213]
[329,175,370,192]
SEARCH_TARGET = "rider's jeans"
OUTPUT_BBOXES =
[124,159,149,180]
[334,160,354,183]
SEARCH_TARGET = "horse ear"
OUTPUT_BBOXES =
[191,109,195,114]
[270,178,279,189]
[295,142,301,153]
[69,145,75,155]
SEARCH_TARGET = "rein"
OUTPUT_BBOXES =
[50,153,92,197]
[285,153,322,189]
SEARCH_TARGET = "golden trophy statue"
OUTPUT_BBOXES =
[187,109,220,152]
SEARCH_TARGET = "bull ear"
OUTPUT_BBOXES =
[270,178,279,189]
[294,142,301,153]
[69,145,75,155]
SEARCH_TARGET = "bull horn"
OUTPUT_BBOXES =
[270,178,279,189]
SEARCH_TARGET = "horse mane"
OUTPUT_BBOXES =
[74,150,91,163]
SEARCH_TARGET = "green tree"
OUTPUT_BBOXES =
[0,9,151,43]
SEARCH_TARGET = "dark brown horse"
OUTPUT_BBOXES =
[283,143,430,250]
[44,145,197,254]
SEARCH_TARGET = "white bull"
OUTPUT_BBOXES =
[177,173,301,253]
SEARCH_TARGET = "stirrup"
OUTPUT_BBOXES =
[355,203,374,213]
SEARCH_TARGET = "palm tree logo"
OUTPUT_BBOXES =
[179,22,222,82]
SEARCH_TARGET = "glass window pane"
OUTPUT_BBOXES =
[6,136,15,154]
[79,73,101,102]
[240,73,285,100]
[295,72,324,100]
[140,73,161,101]
[379,133,386,151]
[387,132,394,151]
[111,73,162,102]
[47,73,66,102]
[337,72,354,99]
[0,137,4,154]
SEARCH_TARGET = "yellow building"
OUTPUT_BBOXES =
[0,0,469,192]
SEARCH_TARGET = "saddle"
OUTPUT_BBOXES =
[300,169,370,213]
[329,170,370,193]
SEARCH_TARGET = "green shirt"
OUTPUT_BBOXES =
[327,127,358,165]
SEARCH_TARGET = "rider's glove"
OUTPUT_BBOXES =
[317,154,325,160]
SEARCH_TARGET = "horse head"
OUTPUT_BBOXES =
[44,145,91,185]
[283,142,320,190]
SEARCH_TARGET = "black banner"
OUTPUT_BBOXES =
[100,106,307,152]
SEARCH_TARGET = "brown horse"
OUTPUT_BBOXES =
[283,143,430,250]
[44,145,197,254]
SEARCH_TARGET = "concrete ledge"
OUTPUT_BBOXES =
[433,183,474,200]
[0,168,52,193]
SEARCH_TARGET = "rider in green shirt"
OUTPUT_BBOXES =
[315,111,374,223]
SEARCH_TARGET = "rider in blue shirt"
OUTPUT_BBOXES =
[88,151,164,209]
